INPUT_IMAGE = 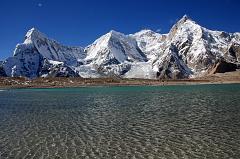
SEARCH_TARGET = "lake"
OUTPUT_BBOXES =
[0,84,240,158]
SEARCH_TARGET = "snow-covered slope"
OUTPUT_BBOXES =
[23,28,85,65]
[78,30,147,77]
[3,28,85,78]
[130,29,166,60]
[151,15,240,78]
[85,30,147,64]
[2,15,240,79]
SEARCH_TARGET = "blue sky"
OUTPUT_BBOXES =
[0,0,240,60]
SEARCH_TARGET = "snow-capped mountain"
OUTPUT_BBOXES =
[85,30,147,64]
[130,29,166,60]
[3,28,85,78]
[23,28,85,64]
[1,15,240,79]
[78,30,147,77]
[151,15,239,78]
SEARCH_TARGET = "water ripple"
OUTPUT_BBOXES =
[0,85,240,158]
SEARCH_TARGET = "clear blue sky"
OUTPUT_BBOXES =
[0,0,240,60]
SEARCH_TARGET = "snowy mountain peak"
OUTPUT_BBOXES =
[172,15,198,31]
[26,27,42,36]
[133,29,162,37]
[168,15,202,42]
[135,29,155,34]
[109,30,122,36]
[3,27,85,78]
[107,30,129,42]
[85,29,147,65]
[180,14,191,22]
[24,28,47,44]
[87,30,126,49]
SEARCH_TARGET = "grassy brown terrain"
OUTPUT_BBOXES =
[197,70,240,84]
[0,71,240,89]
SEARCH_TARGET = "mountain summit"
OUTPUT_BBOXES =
[1,16,240,79]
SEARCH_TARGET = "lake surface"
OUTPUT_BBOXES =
[0,84,240,159]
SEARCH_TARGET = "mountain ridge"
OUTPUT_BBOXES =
[1,15,240,79]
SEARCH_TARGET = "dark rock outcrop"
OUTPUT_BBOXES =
[39,60,80,78]
[47,66,80,78]
[0,66,7,77]
[228,43,240,62]
[0,61,7,77]
[209,60,237,74]
[156,45,192,79]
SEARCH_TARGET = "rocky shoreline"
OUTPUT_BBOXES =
[0,71,240,89]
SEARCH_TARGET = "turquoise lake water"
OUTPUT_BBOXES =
[0,84,240,158]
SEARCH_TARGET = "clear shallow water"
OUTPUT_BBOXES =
[0,84,240,159]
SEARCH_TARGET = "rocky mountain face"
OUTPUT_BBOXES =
[3,28,85,78]
[2,15,240,79]
[208,60,237,75]
[78,30,147,78]
[0,61,7,77]
[151,15,240,79]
